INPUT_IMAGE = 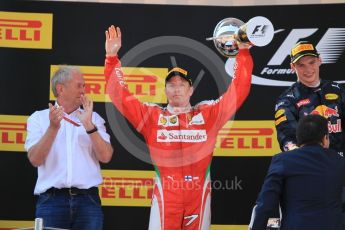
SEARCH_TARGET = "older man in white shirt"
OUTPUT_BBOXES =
[25,65,113,230]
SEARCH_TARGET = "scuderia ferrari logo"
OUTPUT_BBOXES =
[157,130,207,142]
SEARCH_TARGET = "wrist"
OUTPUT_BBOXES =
[48,124,60,132]
[86,125,98,135]
[106,53,117,57]
[83,121,95,130]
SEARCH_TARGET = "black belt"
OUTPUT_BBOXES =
[44,187,99,196]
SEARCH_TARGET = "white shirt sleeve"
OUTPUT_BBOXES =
[24,111,44,152]
[92,111,111,143]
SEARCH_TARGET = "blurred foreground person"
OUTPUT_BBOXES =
[251,115,345,230]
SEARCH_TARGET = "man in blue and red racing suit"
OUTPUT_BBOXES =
[104,25,253,230]
[275,41,345,153]
[274,41,345,222]
[275,80,345,152]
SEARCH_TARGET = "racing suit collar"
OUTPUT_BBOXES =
[297,79,325,92]
[167,104,192,114]
[297,79,321,88]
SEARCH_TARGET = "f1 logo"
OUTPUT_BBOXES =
[252,25,268,35]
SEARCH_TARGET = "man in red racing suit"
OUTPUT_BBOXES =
[104,25,253,230]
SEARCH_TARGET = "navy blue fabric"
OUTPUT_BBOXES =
[252,145,345,230]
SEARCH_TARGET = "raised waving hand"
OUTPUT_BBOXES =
[105,25,121,57]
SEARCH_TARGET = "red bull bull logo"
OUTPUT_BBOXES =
[324,107,340,118]
[310,105,341,133]
[310,105,339,118]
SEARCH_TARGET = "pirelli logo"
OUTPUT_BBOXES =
[0,11,53,49]
[0,115,28,152]
[50,66,168,103]
[100,170,155,207]
[291,44,314,56]
[214,120,280,156]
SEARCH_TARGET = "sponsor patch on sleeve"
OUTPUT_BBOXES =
[275,115,287,126]
[274,109,285,119]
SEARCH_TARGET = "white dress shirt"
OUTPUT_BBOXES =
[25,106,111,194]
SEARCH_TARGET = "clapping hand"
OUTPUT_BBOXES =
[76,95,94,130]
[48,103,64,129]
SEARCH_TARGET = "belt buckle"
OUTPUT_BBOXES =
[68,188,77,196]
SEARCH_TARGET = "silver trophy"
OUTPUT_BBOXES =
[207,16,274,57]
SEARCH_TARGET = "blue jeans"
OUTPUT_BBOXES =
[36,192,103,230]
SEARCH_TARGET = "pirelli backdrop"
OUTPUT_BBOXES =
[0,1,344,229]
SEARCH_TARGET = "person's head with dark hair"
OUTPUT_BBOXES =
[296,114,329,148]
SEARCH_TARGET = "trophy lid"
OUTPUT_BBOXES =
[206,18,245,57]
[206,18,244,41]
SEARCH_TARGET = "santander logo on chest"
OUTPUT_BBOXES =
[156,130,207,143]
[156,112,207,142]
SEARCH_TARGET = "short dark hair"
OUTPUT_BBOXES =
[296,115,328,146]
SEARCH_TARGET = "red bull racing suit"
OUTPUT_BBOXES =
[274,80,345,153]
[104,49,253,230]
